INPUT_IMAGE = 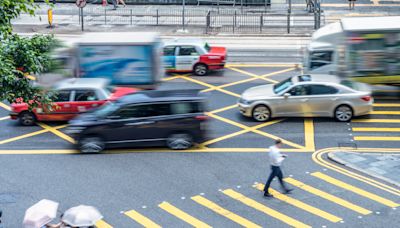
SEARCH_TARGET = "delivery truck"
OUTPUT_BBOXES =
[45,32,163,89]
[304,16,400,85]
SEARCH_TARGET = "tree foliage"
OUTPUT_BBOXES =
[0,0,57,109]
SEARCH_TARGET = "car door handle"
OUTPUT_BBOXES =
[301,98,309,102]
[331,97,339,101]
[125,121,155,126]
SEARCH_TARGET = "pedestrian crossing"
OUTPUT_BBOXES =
[96,171,399,227]
[351,102,400,143]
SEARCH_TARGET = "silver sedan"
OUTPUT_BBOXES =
[238,74,373,122]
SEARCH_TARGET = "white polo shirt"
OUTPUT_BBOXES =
[269,145,285,166]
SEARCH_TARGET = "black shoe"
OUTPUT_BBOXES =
[264,192,273,197]
[284,189,294,194]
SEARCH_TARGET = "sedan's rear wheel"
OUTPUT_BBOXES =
[194,63,208,76]
[252,105,271,122]
[19,112,36,126]
[335,105,353,122]
[167,133,193,150]
[78,136,105,153]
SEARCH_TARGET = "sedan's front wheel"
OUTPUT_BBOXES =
[252,105,271,122]
[167,133,193,150]
[78,136,105,153]
[335,105,353,122]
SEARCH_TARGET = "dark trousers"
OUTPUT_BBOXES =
[264,165,288,193]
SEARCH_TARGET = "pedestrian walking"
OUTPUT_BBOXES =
[117,0,126,7]
[348,0,356,10]
[263,139,293,197]
[111,0,118,10]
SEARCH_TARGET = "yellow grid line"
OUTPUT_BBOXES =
[37,122,76,144]
[0,125,67,145]
[227,67,279,83]
[0,116,10,121]
[0,102,11,111]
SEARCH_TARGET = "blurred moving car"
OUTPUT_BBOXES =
[238,74,373,122]
[10,78,136,126]
[67,90,208,153]
[163,39,227,76]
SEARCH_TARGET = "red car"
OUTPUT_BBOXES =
[10,78,136,126]
[163,39,227,76]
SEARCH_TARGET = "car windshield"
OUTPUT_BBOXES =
[273,77,294,94]
[92,102,120,118]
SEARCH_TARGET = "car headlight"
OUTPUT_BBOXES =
[239,98,253,105]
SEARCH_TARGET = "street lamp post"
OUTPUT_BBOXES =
[182,0,185,31]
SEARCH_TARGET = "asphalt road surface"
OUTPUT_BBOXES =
[0,64,399,227]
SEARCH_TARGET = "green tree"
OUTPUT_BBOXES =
[0,0,57,109]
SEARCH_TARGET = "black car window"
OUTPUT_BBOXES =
[163,46,176,56]
[148,103,171,116]
[179,46,198,56]
[54,90,71,102]
[171,102,202,114]
[309,85,338,95]
[310,51,333,70]
[116,105,148,119]
[289,85,311,96]
[74,90,98,101]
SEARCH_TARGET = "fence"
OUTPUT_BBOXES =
[76,5,322,34]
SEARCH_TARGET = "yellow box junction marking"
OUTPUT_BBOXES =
[95,220,113,228]
[0,116,10,121]
[352,127,400,132]
[370,111,400,115]
[201,118,284,146]
[208,112,306,150]
[222,189,311,228]
[191,195,262,228]
[0,102,11,111]
[254,184,342,223]
[373,103,400,107]
[284,178,372,215]
[125,210,162,228]
[226,67,279,84]
[352,119,400,123]
[354,136,400,141]
[158,202,212,228]
[37,122,76,144]
[0,125,67,145]
[312,172,400,208]
[178,75,241,98]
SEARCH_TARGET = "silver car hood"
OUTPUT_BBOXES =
[242,84,276,99]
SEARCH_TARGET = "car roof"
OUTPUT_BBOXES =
[55,78,109,90]
[117,89,206,104]
[341,16,400,32]
[78,32,159,45]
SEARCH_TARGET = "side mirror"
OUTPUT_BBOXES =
[283,93,290,98]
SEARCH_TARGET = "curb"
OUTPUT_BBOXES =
[327,151,400,188]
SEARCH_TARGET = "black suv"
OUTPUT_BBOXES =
[67,90,208,153]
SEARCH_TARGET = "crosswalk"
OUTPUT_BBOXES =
[96,171,399,227]
[352,102,400,143]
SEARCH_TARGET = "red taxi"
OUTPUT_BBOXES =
[163,39,227,76]
[10,78,136,126]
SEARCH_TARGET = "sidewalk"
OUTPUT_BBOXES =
[328,151,400,187]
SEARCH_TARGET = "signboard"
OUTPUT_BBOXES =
[78,45,154,85]
[76,0,87,8]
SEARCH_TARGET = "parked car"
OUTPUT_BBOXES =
[163,39,227,76]
[66,90,208,153]
[238,74,373,122]
[10,78,137,126]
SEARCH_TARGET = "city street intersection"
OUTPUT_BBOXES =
[0,64,399,227]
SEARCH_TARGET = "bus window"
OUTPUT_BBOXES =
[310,51,333,70]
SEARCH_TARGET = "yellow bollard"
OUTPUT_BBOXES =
[47,8,54,28]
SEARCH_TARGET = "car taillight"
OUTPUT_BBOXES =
[195,115,208,121]
[361,96,371,102]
